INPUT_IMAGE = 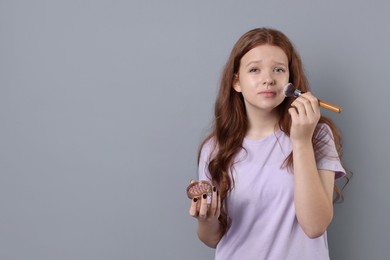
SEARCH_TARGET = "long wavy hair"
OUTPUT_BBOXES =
[198,27,351,236]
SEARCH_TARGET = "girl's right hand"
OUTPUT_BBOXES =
[188,180,221,223]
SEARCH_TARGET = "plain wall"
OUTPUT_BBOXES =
[1,0,389,259]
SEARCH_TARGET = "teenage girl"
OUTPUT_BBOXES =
[189,28,348,260]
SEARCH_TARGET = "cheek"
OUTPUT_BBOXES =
[240,75,259,84]
[285,72,290,82]
[240,86,257,98]
[277,72,289,82]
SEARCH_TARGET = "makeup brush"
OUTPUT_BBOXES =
[283,83,342,113]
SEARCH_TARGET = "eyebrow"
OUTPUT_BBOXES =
[245,60,288,68]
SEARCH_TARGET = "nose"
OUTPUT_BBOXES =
[262,69,275,85]
[263,75,275,86]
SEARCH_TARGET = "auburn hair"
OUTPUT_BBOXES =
[198,28,351,236]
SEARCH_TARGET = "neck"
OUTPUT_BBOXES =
[245,108,280,140]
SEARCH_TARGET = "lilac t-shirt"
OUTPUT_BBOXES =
[198,124,345,260]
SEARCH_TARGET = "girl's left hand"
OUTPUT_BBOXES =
[188,180,220,223]
[288,92,320,143]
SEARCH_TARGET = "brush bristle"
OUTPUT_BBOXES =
[283,83,297,97]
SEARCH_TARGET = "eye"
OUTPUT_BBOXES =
[249,67,259,73]
[274,67,286,73]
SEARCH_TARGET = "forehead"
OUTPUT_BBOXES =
[241,45,288,65]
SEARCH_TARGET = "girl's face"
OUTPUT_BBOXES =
[233,44,289,114]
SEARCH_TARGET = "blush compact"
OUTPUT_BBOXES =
[186,180,212,199]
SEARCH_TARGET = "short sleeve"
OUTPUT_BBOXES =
[198,139,216,182]
[314,123,346,179]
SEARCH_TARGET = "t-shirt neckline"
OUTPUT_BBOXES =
[243,129,283,145]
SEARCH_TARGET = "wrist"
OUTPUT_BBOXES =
[197,219,222,248]
[291,139,313,150]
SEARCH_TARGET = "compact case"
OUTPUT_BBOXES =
[186,180,212,199]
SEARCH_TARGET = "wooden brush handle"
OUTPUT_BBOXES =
[319,100,342,113]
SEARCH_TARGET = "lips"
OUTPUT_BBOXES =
[258,90,277,97]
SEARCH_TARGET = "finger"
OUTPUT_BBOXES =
[298,96,314,115]
[189,197,199,217]
[198,193,209,220]
[288,106,298,117]
[215,189,221,218]
[302,92,320,114]
[291,98,307,117]
[288,107,299,123]
[300,92,321,115]
[210,186,218,216]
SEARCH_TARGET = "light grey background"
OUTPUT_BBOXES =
[1,0,389,259]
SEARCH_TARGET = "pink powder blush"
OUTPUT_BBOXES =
[186,181,212,199]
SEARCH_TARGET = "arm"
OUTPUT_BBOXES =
[292,142,335,238]
[289,92,335,238]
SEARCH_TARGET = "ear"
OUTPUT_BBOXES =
[232,74,242,92]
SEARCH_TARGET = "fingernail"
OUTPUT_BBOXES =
[203,194,207,199]
[193,198,198,202]
[213,186,217,192]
